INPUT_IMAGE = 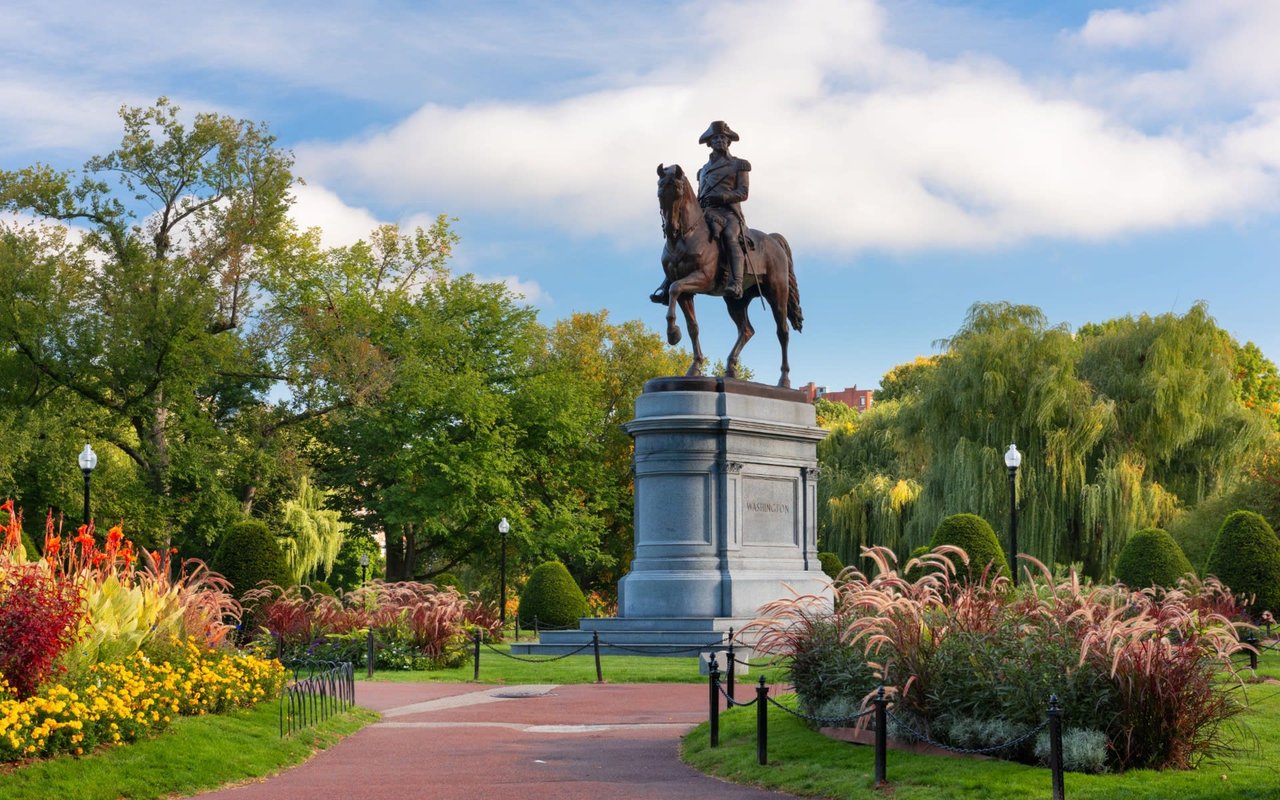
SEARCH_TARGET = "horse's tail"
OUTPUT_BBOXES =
[774,233,803,333]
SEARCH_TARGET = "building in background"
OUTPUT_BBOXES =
[800,382,874,413]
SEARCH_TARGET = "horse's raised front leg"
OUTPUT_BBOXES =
[724,295,754,379]
[678,293,704,377]
[665,286,682,346]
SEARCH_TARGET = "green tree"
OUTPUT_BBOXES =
[278,475,348,584]
[814,398,860,429]
[818,302,1272,580]
[0,99,301,549]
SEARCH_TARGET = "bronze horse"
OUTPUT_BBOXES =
[656,163,803,387]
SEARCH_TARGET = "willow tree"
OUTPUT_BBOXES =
[819,301,1272,580]
[278,476,348,584]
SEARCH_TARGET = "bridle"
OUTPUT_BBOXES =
[658,171,688,241]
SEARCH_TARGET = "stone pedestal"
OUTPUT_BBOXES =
[510,376,832,657]
[617,377,832,618]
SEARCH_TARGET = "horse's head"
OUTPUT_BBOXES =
[656,163,692,239]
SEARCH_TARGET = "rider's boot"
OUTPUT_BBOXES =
[649,278,670,304]
[724,243,744,299]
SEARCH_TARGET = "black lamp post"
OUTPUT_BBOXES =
[498,517,510,626]
[1004,443,1021,586]
[360,552,370,585]
[78,444,98,527]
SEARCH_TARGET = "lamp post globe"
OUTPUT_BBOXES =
[1004,444,1021,586]
[498,518,510,626]
[359,552,370,586]
[78,444,98,527]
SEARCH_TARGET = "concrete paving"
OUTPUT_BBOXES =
[197,682,796,800]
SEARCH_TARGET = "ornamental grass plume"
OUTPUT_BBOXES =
[750,543,1253,772]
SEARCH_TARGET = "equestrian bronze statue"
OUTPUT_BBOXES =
[651,121,803,388]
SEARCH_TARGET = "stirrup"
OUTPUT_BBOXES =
[649,287,669,304]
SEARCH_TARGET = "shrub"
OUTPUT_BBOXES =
[518,561,589,629]
[20,529,39,560]
[929,513,1009,580]
[213,520,292,597]
[308,580,336,596]
[0,563,84,697]
[1205,510,1280,614]
[817,552,844,580]
[431,572,463,592]
[1114,527,1193,587]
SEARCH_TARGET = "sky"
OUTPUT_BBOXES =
[3,0,1278,390]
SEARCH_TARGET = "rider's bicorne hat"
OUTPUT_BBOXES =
[698,120,739,145]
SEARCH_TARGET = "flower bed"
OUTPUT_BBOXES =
[0,500,288,766]
[244,581,501,670]
[0,639,283,762]
[751,546,1252,773]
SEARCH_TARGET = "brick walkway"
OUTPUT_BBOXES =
[196,682,795,799]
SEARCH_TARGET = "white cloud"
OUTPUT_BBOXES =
[288,183,383,248]
[1076,0,1280,112]
[482,275,551,305]
[295,0,1280,253]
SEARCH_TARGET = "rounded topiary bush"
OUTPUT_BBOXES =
[518,561,589,629]
[928,513,1010,581]
[1114,528,1193,588]
[818,551,844,580]
[1206,510,1280,614]
[213,520,292,597]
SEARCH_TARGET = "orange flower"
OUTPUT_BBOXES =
[0,499,13,515]
[45,535,61,556]
[106,525,124,547]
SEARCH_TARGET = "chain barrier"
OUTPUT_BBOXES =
[480,639,594,663]
[884,710,1048,756]
[716,681,758,708]
[604,641,721,656]
[764,695,877,726]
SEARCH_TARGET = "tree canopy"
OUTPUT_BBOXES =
[820,301,1275,580]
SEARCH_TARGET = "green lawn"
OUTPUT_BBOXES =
[682,652,1280,800]
[363,643,789,684]
[0,702,377,800]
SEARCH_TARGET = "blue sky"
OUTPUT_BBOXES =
[3,0,1278,390]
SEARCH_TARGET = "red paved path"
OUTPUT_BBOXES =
[197,682,796,800]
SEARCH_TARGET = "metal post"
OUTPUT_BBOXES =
[1008,465,1019,586]
[756,675,768,766]
[726,627,736,701]
[366,628,375,678]
[1247,632,1259,671]
[515,616,520,643]
[1049,694,1065,800]
[593,630,603,683]
[874,686,887,785]
[473,630,482,681]
[708,654,720,748]
[499,527,508,627]
[82,469,91,527]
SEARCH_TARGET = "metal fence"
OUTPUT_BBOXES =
[279,660,356,737]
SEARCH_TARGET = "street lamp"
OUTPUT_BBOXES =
[78,444,98,527]
[498,517,511,627]
[360,552,370,585]
[1004,443,1022,587]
